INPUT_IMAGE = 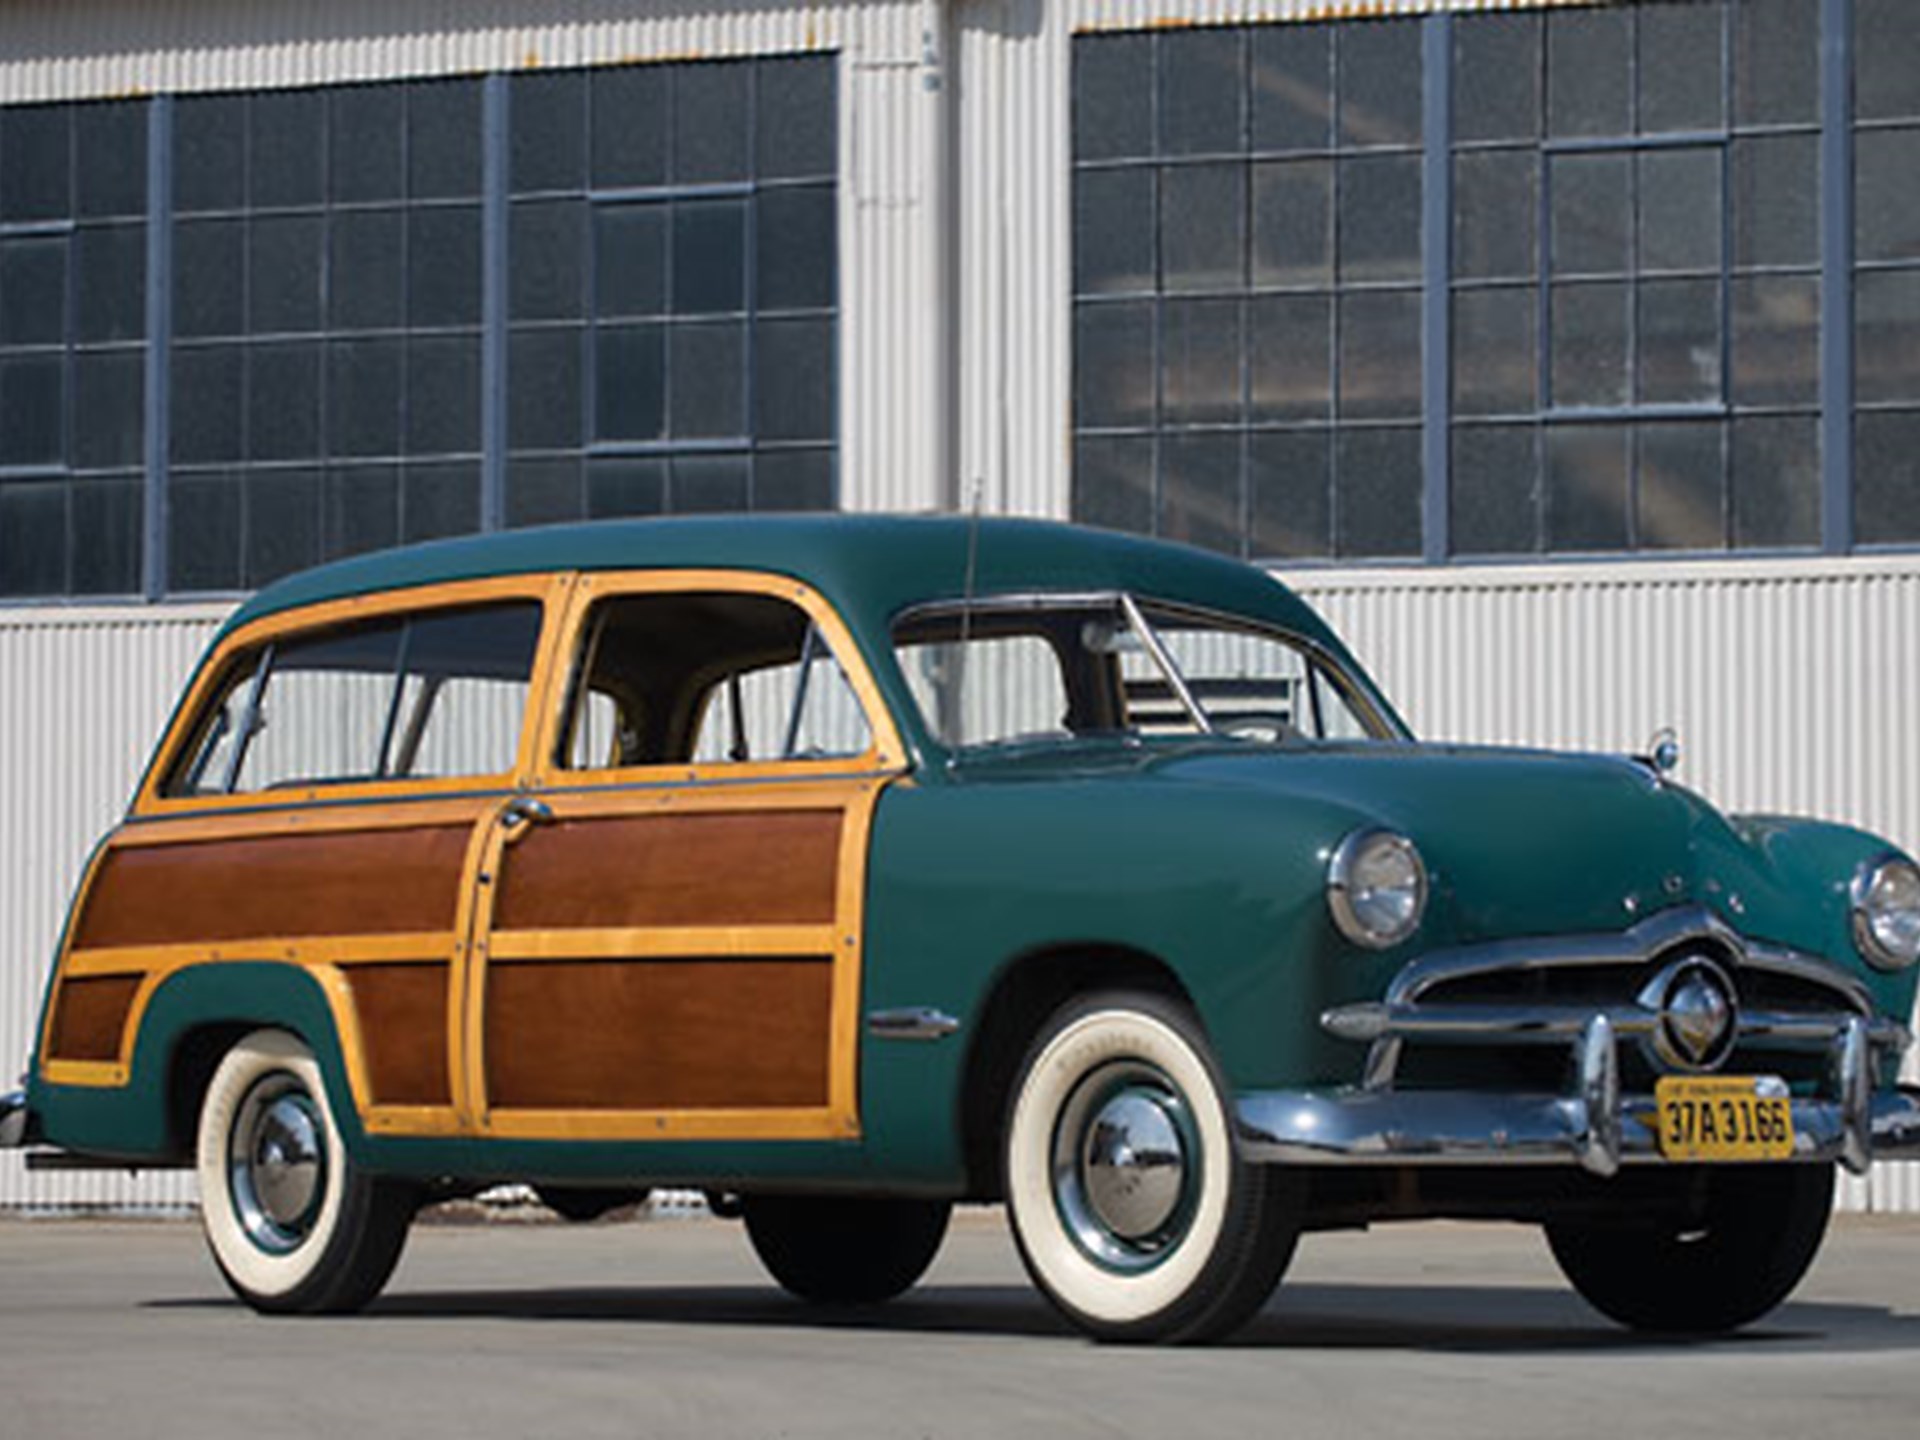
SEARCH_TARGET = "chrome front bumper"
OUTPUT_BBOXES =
[0,1089,30,1150]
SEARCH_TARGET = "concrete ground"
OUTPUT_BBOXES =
[2,1208,1918,1439]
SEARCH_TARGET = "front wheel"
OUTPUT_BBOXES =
[743,1194,951,1303]
[1003,991,1301,1343]
[1545,1162,1834,1333]
[195,1029,415,1314]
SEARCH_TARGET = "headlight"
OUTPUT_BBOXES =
[1852,855,1920,972]
[1327,828,1427,950]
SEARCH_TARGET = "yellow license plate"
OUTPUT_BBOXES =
[1654,1076,1794,1162]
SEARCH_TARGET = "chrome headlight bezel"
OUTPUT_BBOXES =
[1327,828,1428,951]
[1851,854,1920,973]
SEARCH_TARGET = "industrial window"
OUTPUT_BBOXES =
[0,100,147,596]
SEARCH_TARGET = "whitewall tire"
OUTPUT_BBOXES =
[1004,992,1300,1343]
[195,1029,414,1314]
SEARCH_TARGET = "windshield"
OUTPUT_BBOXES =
[892,595,1400,753]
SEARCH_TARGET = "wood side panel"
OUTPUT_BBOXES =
[71,826,472,949]
[492,811,842,931]
[48,976,142,1062]
[484,958,832,1110]
[349,965,452,1106]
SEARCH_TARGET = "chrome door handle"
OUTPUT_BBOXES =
[500,796,554,830]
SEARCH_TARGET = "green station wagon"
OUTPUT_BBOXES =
[4,515,1918,1342]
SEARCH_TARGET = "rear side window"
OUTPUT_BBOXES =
[166,601,542,796]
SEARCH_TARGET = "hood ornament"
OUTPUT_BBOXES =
[1643,726,1681,778]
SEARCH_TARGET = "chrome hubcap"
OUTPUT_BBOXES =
[228,1077,327,1254]
[1051,1064,1198,1273]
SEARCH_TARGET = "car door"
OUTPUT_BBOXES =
[457,570,908,1143]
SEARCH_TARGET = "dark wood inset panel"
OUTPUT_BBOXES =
[72,826,472,949]
[349,964,452,1106]
[493,810,842,931]
[485,958,832,1110]
[48,975,142,1062]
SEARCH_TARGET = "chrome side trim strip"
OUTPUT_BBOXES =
[866,1007,962,1042]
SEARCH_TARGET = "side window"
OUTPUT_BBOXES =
[165,601,542,796]
[558,590,874,770]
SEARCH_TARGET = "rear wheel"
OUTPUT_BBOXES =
[195,1029,415,1314]
[1003,990,1301,1343]
[1545,1162,1834,1333]
[743,1195,951,1303]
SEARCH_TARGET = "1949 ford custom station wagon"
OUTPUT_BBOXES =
[4,515,1919,1342]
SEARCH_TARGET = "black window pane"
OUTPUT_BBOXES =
[755,316,833,441]
[1857,0,1920,123]
[247,343,322,461]
[1454,151,1537,282]
[586,456,666,518]
[672,454,751,513]
[506,456,583,527]
[667,322,745,437]
[0,357,62,465]
[1249,293,1331,423]
[595,204,667,318]
[245,469,322,586]
[74,224,146,344]
[327,209,405,330]
[1337,154,1419,283]
[410,79,484,199]
[1454,287,1537,418]
[1732,134,1817,270]
[1732,274,1818,407]
[325,466,400,559]
[1856,269,1920,404]
[329,84,405,204]
[1732,415,1818,549]
[593,323,665,442]
[1546,422,1629,551]
[174,97,244,212]
[406,336,481,455]
[249,214,324,334]
[590,66,667,189]
[1451,425,1539,555]
[673,64,750,183]
[0,482,65,595]
[1077,168,1155,297]
[1638,277,1721,406]
[169,472,242,591]
[70,475,142,594]
[174,219,245,338]
[753,449,834,511]
[1161,298,1240,425]
[1551,281,1630,408]
[1855,411,1920,544]
[1251,25,1331,153]
[1076,35,1155,163]
[509,328,583,450]
[1252,160,1331,289]
[1161,29,1243,157]
[508,201,585,321]
[407,206,482,327]
[1,106,70,222]
[170,345,244,463]
[73,350,144,470]
[1337,20,1422,149]
[1546,10,1629,139]
[1249,430,1331,559]
[757,184,836,311]
[672,199,746,314]
[403,462,481,542]
[326,338,404,457]
[1073,434,1155,536]
[0,237,67,345]
[1337,290,1420,420]
[1161,163,1245,292]
[1856,129,1920,264]
[1551,153,1629,275]
[757,54,834,180]
[76,102,147,218]
[1735,0,1817,127]
[1639,149,1721,274]
[510,72,585,192]
[1454,14,1540,144]
[1638,4,1723,135]
[249,92,323,208]
[1637,421,1725,550]
[1160,431,1242,556]
[1074,301,1155,430]
[1333,427,1420,558]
